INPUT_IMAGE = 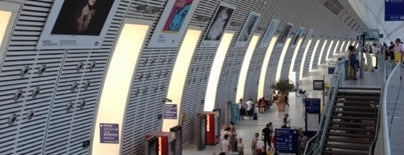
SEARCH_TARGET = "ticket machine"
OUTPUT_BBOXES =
[197,111,220,146]
[145,132,176,155]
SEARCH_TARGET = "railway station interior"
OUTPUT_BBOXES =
[0,0,403,155]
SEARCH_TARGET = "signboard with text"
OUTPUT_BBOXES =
[275,128,299,153]
[100,123,119,144]
[305,98,321,114]
[164,104,178,119]
[385,0,404,21]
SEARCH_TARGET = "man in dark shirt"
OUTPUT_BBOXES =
[262,123,273,151]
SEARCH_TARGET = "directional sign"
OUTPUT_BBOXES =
[275,128,299,153]
[305,98,321,114]
[385,0,404,21]
[100,123,119,144]
[164,104,178,119]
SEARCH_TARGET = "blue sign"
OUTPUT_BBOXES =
[328,66,335,74]
[275,128,299,153]
[164,104,177,119]
[385,0,404,21]
[306,98,321,114]
[100,123,119,144]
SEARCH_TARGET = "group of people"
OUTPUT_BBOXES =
[383,38,404,63]
[220,113,292,155]
[238,92,291,120]
[220,122,245,155]
[239,98,272,120]
[348,38,404,80]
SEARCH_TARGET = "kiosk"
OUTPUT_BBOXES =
[197,111,220,148]
[145,132,176,155]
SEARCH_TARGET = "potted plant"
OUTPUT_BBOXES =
[271,79,295,111]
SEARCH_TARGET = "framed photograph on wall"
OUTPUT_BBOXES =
[201,2,235,47]
[0,1,20,68]
[36,0,120,49]
[301,29,313,49]
[148,0,200,48]
[235,11,260,47]
[291,27,304,46]
[277,23,293,46]
[259,19,280,47]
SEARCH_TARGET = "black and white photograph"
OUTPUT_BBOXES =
[36,0,120,49]
[52,0,115,35]
[201,2,235,47]
[236,11,260,47]
[205,4,234,41]
[277,23,293,44]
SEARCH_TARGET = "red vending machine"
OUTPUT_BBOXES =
[145,132,176,155]
[204,112,220,145]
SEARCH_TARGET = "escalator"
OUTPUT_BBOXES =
[323,86,381,155]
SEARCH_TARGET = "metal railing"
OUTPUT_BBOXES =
[303,59,347,155]
[372,62,402,155]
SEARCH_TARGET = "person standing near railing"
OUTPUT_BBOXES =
[394,38,404,64]
[348,45,359,80]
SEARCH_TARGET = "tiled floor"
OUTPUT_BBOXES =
[182,54,346,155]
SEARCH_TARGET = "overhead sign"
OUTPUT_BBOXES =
[275,128,299,153]
[100,123,119,144]
[385,0,404,21]
[305,98,321,114]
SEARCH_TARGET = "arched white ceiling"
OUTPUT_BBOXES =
[348,0,404,42]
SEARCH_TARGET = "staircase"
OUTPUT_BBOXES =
[323,86,381,155]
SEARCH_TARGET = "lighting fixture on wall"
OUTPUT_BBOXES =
[230,21,242,27]
[163,98,172,103]
[134,4,161,14]
[194,15,211,22]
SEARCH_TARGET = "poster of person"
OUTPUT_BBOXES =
[36,0,120,49]
[235,11,260,47]
[277,23,293,45]
[291,27,304,46]
[148,0,200,47]
[201,2,236,47]
[259,19,280,47]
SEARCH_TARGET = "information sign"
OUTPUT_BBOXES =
[275,128,299,153]
[164,104,178,119]
[100,123,119,144]
[305,98,321,114]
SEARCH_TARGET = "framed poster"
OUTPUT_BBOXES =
[36,0,120,49]
[201,2,235,47]
[291,27,304,46]
[301,29,313,49]
[277,23,293,46]
[235,11,260,47]
[148,0,200,47]
[0,2,20,69]
[259,19,280,47]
